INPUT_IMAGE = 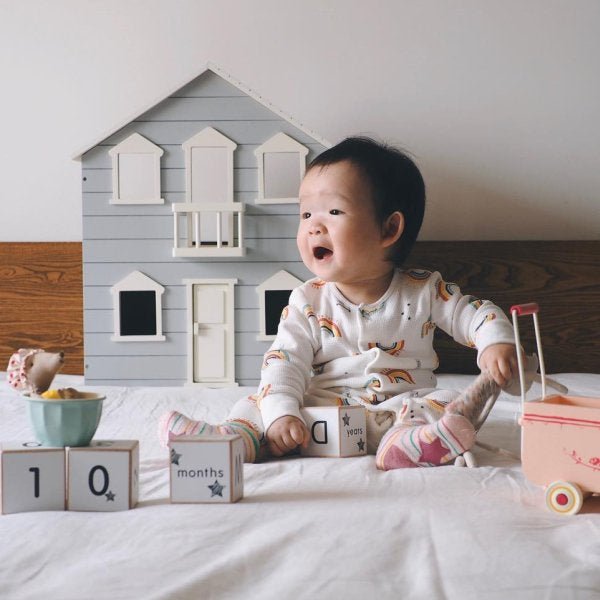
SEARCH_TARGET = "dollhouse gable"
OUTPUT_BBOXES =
[75,63,329,387]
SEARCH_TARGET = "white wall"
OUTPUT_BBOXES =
[0,0,598,242]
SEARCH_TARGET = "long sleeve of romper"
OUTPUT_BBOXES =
[258,288,320,433]
[428,272,515,362]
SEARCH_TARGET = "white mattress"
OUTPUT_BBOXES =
[1,373,600,599]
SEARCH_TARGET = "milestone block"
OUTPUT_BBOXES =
[1,442,66,514]
[300,405,367,457]
[170,434,244,504]
[67,440,139,511]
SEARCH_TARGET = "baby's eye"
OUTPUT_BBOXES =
[301,212,311,220]
[329,209,342,215]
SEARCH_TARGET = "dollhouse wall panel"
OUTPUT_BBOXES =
[83,167,257,195]
[80,69,326,386]
[83,261,311,287]
[82,192,299,216]
[100,121,319,150]
[83,142,324,170]
[85,331,278,358]
[83,238,302,263]
[83,214,300,240]
[84,282,291,311]
[138,96,278,122]
[84,354,263,386]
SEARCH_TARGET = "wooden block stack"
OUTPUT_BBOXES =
[1,440,139,514]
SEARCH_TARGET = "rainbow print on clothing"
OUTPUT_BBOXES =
[261,350,290,369]
[380,368,415,385]
[421,319,436,338]
[368,341,405,356]
[252,384,272,409]
[364,377,382,390]
[436,279,457,302]
[318,316,342,338]
[474,313,496,333]
[468,296,484,310]
[280,305,289,321]
[405,269,432,281]
[303,304,317,319]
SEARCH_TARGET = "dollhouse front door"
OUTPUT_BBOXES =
[185,279,238,387]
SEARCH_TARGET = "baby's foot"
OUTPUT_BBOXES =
[375,413,476,470]
[157,411,261,463]
[157,410,216,448]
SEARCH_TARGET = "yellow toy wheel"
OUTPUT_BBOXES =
[545,481,584,516]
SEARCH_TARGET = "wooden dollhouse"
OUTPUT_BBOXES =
[73,63,329,387]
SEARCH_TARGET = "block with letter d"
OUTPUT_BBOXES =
[170,434,244,504]
[300,405,367,457]
[1,441,66,514]
[67,440,139,511]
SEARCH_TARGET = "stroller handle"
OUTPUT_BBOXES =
[510,303,539,316]
[511,303,547,405]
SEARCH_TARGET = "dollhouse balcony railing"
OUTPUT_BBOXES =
[172,202,246,258]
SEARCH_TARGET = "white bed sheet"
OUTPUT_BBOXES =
[1,373,600,600]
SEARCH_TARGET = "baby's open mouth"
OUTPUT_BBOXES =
[313,246,333,260]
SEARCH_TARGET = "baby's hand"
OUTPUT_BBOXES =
[266,416,310,457]
[479,343,519,387]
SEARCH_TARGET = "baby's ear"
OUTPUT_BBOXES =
[381,212,404,247]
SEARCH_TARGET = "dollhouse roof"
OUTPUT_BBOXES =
[72,62,331,160]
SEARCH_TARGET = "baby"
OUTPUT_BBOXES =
[159,137,518,469]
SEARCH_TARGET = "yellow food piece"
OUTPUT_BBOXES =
[41,389,62,399]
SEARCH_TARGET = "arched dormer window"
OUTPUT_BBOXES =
[254,132,308,204]
[108,133,164,204]
[256,270,304,341]
[111,271,166,342]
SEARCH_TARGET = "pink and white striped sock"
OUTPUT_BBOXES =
[157,410,260,463]
[375,413,476,470]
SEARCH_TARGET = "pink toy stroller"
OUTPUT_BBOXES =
[512,303,600,515]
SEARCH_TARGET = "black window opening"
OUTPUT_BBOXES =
[265,290,292,336]
[119,290,157,336]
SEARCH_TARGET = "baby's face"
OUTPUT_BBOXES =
[297,160,390,286]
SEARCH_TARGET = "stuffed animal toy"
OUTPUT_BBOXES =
[6,348,65,394]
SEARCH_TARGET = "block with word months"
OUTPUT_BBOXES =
[170,435,244,504]
[1,442,66,515]
[67,440,139,511]
[300,405,367,457]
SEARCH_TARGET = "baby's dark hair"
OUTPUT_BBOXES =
[307,136,425,266]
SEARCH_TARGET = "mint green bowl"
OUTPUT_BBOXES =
[24,393,105,447]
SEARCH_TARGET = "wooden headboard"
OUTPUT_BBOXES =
[1,241,598,376]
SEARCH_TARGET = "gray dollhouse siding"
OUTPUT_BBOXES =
[81,69,327,386]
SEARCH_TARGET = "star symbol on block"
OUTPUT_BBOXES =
[357,438,365,452]
[342,412,351,427]
[418,436,450,464]
[209,480,226,498]
[170,448,182,465]
[105,491,116,502]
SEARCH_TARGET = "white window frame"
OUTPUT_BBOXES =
[182,127,237,247]
[108,133,164,205]
[256,270,304,341]
[111,271,166,342]
[254,132,308,204]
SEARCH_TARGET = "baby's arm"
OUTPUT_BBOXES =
[429,273,517,385]
[259,288,319,453]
